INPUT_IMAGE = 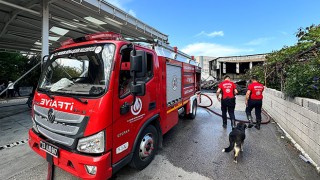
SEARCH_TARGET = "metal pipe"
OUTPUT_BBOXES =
[0,62,41,96]
[0,0,40,16]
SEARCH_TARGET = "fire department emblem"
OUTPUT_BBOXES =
[131,97,142,116]
[47,108,55,123]
[256,91,261,96]
[226,89,231,93]
[172,76,178,91]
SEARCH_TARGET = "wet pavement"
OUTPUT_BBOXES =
[115,93,319,180]
[0,94,319,180]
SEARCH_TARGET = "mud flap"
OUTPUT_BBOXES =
[46,153,54,180]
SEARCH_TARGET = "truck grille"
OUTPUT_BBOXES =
[33,105,88,147]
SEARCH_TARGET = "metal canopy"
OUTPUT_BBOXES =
[0,0,169,53]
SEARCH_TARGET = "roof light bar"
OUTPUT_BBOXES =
[85,32,122,41]
[60,32,122,46]
[60,38,75,46]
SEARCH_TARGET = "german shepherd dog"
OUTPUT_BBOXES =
[222,122,247,163]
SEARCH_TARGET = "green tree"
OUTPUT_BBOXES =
[285,58,320,100]
[51,66,81,83]
[0,52,41,87]
[0,52,27,82]
[244,24,320,100]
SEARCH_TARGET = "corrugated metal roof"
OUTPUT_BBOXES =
[0,0,168,53]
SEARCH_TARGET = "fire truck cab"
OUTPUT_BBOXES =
[28,32,201,179]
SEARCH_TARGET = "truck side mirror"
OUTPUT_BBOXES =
[42,55,49,71]
[130,50,147,78]
[131,81,145,96]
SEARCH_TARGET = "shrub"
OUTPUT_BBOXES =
[244,24,320,100]
[284,58,320,100]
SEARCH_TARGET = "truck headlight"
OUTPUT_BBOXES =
[32,117,39,133]
[77,131,105,154]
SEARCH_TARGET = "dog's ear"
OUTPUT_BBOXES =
[244,124,247,129]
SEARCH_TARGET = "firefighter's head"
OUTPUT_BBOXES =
[251,75,258,81]
[223,75,230,80]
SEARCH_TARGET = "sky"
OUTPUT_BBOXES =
[106,0,320,57]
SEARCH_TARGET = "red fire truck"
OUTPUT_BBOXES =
[28,31,201,179]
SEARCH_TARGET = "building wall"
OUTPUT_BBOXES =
[195,56,216,80]
[208,54,266,81]
[263,88,320,171]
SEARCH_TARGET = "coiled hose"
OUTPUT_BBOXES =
[198,93,270,124]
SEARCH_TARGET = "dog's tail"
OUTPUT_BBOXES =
[222,142,235,153]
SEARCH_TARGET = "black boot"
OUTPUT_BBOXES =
[231,119,236,129]
[223,119,227,128]
[247,114,254,128]
[255,120,261,130]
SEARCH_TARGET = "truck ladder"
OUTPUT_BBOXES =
[153,43,199,66]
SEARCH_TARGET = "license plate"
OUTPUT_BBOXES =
[40,141,59,157]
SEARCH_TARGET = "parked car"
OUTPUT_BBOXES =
[234,80,247,95]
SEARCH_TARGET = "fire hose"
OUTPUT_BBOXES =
[45,93,270,179]
[198,93,271,124]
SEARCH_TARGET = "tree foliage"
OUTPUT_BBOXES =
[51,66,81,83]
[245,24,320,100]
[285,58,320,99]
[0,52,41,86]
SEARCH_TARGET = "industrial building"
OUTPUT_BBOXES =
[196,54,266,81]
[195,56,215,81]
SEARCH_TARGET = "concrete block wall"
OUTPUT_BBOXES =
[263,88,320,170]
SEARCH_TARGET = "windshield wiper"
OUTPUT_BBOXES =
[58,93,88,104]
[72,96,88,104]
[39,88,88,104]
[41,89,54,100]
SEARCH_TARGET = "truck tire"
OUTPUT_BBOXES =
[130,125,158,170]
[188,100,197,119]
[26,96,33,108]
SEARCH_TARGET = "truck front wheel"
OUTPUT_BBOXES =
[188,100,197,119]
[130,125,158,170]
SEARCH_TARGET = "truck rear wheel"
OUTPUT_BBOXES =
[188,100,197,119]
[130,125,158,170]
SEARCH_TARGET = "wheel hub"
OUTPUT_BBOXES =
[139,133,154,160]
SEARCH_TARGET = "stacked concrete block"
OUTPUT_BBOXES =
[263,88,320,171]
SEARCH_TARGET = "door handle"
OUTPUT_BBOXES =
[120,102,130,115]
[149,102,156,110]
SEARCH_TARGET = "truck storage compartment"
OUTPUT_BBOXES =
[166,64,182,106]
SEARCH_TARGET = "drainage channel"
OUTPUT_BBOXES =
[0,139,29,151]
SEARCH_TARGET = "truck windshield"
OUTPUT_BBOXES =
[38,44,115,97]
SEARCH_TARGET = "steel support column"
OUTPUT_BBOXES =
[223,63,226,74]
[219,62,222,80]
[236,63,240,74]
[41,0,49,69]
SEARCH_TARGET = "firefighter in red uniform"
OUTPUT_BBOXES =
[245,75,264,130]
[216,75,238,128]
